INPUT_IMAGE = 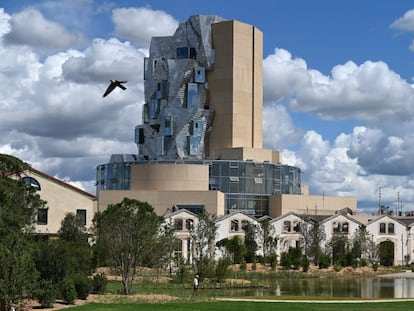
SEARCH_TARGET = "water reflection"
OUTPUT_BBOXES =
[214,277,414,299]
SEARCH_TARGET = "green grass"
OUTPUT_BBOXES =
[63,301,414,311]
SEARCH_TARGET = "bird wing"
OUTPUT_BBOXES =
[117,84,127,90]
[103,81,116,97]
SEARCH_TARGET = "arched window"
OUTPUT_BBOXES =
[22,176,41,191]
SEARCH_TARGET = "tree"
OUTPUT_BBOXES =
[59,212,89,244]
[33,213,93,296]
[351,225,373,262]
[258,218,278,259]
[216,236,246,264]
[94,198,165,295]
[302,217,325,265]
[328,234,351,266]
[190,211,217,280]
[243,221,258,263]
[0,154,45,311]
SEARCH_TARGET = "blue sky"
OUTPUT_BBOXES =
[1,0,414,214]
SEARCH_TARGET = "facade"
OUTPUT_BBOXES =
[96,15,356,218]
[22,167,97,238]
[164,210,414,266]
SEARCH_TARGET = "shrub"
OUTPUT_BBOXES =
[239,260,247,271]
[36,279,56,308]
[252,260,257,271]
[301,257,310,272]
[92,273,107,294]
[175,262,188,284]
[269,253,278,270]
[360,258,368,267]
[61,277,77,304]
[215,257,231,283]
[318,254,331,269]
[73,274,91,300]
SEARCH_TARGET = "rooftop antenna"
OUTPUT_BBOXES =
[378,187,382,215]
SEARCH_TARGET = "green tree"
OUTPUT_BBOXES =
[351,225,375,263]
[59,212,89,243]
[216,236,246,264]
[328,234,351,266]
[302,218,325,265]
[243,221,258,263]
[379,240,394,266]
[34,212,93,288]
[259,218,278,259]
[190,211,217,281]
[0,154,45,311]
[94,198,165,295]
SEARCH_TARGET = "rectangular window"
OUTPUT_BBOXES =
[175,219,183,230]
[187,83,198,109]
[230,219,239,232]
[76,209,87,226]
[37,209,48,225]
[388,223,395,234]
[283,221,291,233]
[379,223,386,234]
[342,222,349,233]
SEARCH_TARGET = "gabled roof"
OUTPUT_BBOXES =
[366,214,408,228]
[270,211,301,224]
[164,208,197,218]
[26,167,96,200]
[215,211,258,224]
[321,213,363,226]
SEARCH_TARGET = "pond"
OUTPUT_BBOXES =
[211,277,414,299]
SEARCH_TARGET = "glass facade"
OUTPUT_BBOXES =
[96,159,301,217]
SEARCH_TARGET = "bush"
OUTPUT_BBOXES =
[318,254,331,269]
[61,277,77,304]
[73,274,91,300]
[215,257,231,283]
[91,273,107,294]
[175,262,188,284]
[252,260,257,271]
[239,260,247,271]
[269,253,278,270]
[301,257,310,272]
[360,258,368,267]
[36,279,56,308]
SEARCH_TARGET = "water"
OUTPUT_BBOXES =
[212,277,414,299]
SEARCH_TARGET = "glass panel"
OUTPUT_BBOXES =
[76,209,87,226]
[388,223,394,234]
[187,83,198,109]
[37,209,48,225]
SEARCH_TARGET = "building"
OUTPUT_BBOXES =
[96,15,356,218]
[22,167,97,238]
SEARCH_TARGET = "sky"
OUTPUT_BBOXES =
[1,0,414,214]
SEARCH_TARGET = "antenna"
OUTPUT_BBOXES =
[378,187,382,215]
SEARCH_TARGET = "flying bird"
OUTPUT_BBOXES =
[102,80,127,97]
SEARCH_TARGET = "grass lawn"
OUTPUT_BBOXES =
[63,300,414,311]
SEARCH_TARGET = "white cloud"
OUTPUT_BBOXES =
[4,8,84,51]
[62,38,146,83]
[264,48,414,126]
[262,103,304,150]
[390,9,414,32]
[112,7,178,47]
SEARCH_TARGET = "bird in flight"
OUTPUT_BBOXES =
[103,80,127,97]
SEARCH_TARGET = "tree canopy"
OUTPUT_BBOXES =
[94,198,165,295]
[0,154,45,311]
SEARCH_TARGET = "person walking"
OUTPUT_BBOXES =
[193,274,199,296]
